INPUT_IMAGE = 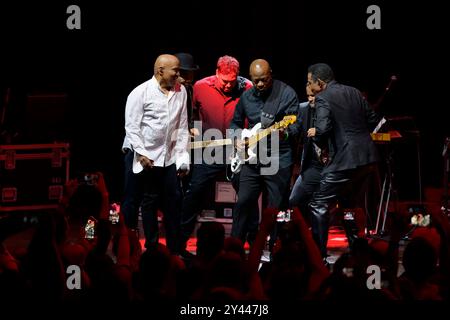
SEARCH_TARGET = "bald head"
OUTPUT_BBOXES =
[154,54,180,90]
[250,59,271,76]
[154,54,179,75]
[249,59,273,92]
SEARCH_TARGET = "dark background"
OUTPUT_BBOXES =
[0,0,448,203]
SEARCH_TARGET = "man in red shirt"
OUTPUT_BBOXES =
[191,56,252,135]
[178,56,253,258]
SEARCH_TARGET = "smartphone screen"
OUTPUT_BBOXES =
[109,203,120,225]
[84,216,97,239]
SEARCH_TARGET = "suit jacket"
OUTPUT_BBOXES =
[313,80,380,174]
[298,101,322,173]
[230,79,300,169]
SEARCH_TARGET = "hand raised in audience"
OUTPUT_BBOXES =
[91,171,110,220]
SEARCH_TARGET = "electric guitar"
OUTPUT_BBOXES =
[189,138,232,149]
[230,115,297,173]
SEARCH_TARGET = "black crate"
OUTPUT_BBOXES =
[0,143,70,212]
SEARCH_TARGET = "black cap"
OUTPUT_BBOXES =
[175,52,199,71]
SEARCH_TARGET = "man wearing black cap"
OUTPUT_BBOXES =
[175,53,199,136]
[174,53,200,206]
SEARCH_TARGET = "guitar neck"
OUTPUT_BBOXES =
[249,123,280,145]
[189,116,295,149]
[189,138,232,149]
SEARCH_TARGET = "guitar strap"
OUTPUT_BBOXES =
[260,80,287,129]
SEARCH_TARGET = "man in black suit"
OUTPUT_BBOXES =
[307,63,380,258]
[289,85,326,227]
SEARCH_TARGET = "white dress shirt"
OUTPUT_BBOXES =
[124,76,190,172]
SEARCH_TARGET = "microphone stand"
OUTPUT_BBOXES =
[373,75,397,112]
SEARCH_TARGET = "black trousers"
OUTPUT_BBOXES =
[289,164,323,248]
[121,151,182,253]
[142,164,182,253]
[121,150,143,230]
[309,164,376,257]
[179,163,226,251]
[231,164,292,243]
[179,163,259,251]
[289,164,323,218]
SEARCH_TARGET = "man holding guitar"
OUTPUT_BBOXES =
[229,59,301,245]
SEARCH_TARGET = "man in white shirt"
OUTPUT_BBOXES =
[123,54,189,254]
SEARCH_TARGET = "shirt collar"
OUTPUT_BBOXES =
[150,75,178,98]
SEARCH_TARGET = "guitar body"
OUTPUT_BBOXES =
[241,123,261,162]
[230,123,260,174]
[230,155,242,173]
[223,115,294,174]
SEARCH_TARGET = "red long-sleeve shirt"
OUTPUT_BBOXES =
[193,75,252,136]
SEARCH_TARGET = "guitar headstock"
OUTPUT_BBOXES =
[252,115,298,145]
[278,115,297,128]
